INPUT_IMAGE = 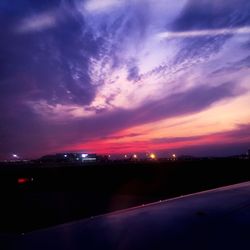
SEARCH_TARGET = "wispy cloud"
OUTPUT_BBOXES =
[84,0,123,13]
[156,26,250,40]
[27,100,94,120]
[100,133,143,140]
[15,11,58,33]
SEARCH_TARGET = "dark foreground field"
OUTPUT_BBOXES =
[0,159,249,233]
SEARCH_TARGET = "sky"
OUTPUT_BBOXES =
[0,0,250,159]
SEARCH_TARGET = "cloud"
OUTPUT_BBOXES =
[15,11,58,33]
[127,63,140,82]
[221,124,250,139]
[65,81,242,142]
[100,133,143,140]
[27,100,94,120]
[84,0,124,13]
[168,0,250,66]
[212,55,250,75]
[1,0,250,158]
[151,124,250,145]
[172,0,250,32]
[126,81,241,126]
[1,3,101,107]
[76,0,249,117]
[156,26,250,40]
[152,136,201,144]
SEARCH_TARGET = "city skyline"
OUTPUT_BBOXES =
[1,0,250,159]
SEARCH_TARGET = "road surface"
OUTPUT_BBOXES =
[1,181,250,249]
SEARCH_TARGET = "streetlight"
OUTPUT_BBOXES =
[149,153,156,159]
[81,153,88,158]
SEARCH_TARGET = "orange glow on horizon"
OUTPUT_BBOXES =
[59,126,250,156]
[58,94,250,156]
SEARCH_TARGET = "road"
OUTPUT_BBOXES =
[1,181,250,249]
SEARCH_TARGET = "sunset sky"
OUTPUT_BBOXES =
[0,0,250,159]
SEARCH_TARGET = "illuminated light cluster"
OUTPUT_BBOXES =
[149,153,156,159]
[172,154,177,161]
[81,153,88,158]
[133,154,138,159]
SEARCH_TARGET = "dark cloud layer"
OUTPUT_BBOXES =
[0,0,100,107]
[171,0,250,66]
[152,124,250,145]
[172,0,250,32]
[170,142,250,157]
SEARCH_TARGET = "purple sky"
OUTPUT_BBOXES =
[0,0,250,159]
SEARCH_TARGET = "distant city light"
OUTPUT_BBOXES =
[133,154,137,159]
[12,154,18,158]
[149,153,156,159]
[81,153,88,158]
[172,154,176,158]
[124,154,127,158]
[64,154,67,158]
